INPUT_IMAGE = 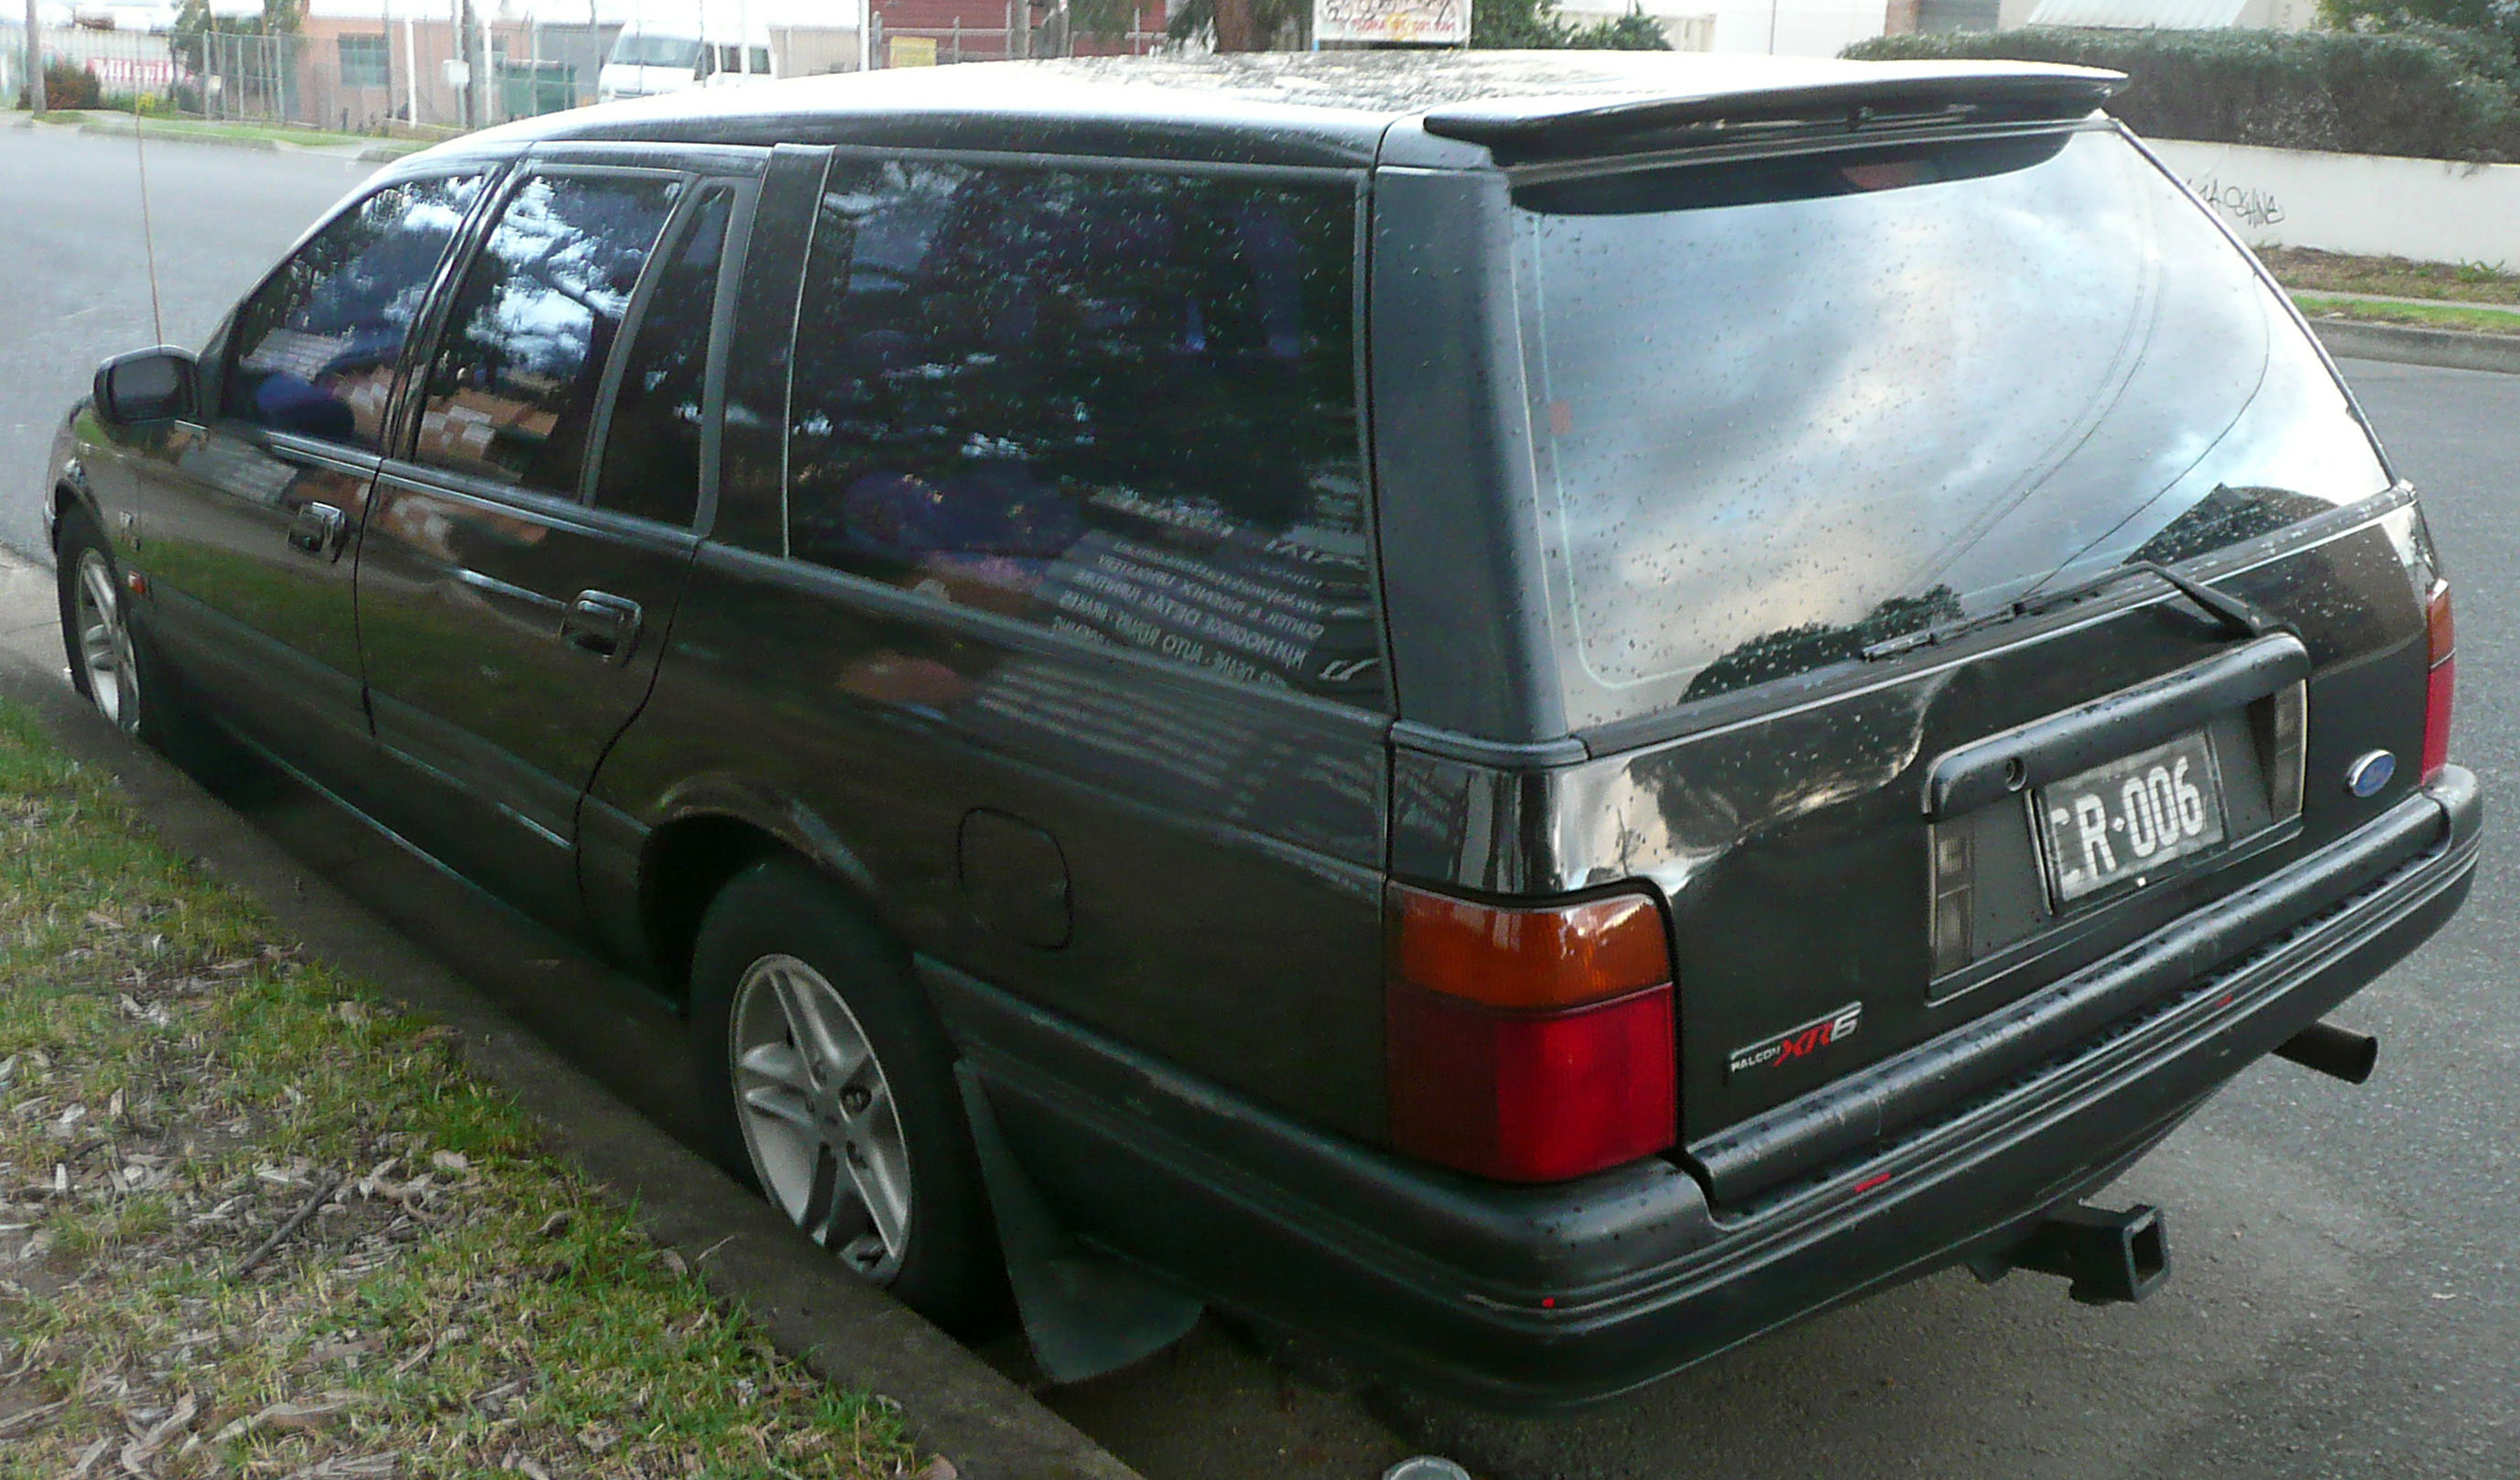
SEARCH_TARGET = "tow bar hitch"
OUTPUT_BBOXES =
[1976,1202,2171,1305]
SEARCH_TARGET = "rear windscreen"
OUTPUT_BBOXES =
[1515,125,2391,727]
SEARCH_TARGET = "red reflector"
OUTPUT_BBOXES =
[1390,884,1668,1010]
[2423,581,2454,783]
[2423,655,2455,784]
[1387,982,1676,1183]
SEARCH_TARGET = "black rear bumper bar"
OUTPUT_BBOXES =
[928,767,2480,1408]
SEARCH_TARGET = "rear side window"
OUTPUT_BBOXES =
[414,172,684,497]
[1516,127,2392,725]
[786,159,1383,710]
[223,173,484,452]
[592,186,736,527]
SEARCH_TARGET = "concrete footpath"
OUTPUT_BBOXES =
[0,550,1141,1480]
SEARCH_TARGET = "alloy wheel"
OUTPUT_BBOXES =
[728,952,914,1281]
[72,550,139,735]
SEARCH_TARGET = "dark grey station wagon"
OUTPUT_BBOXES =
[46,50,2480,1404]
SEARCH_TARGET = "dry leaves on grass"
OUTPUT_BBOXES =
[0,703,921,1477]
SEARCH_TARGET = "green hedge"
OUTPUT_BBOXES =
[1844,27,2520,162]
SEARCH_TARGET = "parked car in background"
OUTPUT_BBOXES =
[45,52,2479,1404]
[598,24,777,103]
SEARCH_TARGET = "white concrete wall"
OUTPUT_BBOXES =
[2148,138,2520,267]
[1702,0,1887,58]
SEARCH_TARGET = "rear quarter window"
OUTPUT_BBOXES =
[783,159,1386,711]
[1516,125,2392,727]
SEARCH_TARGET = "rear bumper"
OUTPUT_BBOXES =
[931,767,2480,1408]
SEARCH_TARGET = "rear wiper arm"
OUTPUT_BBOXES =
[1861,560,2282,662]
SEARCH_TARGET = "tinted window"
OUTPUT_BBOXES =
[1515,128,2391,724]
[592,187,733,527]
[223,174,483,451]
[415,173,683,496]
[788,160,1381,708]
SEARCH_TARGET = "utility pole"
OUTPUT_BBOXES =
[23,0,46,116]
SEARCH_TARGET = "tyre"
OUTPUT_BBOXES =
[690,856,1004,1328]
[56,505,147,739]
[55,504,238,778]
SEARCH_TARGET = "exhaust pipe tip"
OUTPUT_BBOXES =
[1986,1202,2171,1306]
[2274,1020,2378,1085]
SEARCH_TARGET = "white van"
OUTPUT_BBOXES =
[597,26,775,102]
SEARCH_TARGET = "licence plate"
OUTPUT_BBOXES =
[2037,732,2227,905]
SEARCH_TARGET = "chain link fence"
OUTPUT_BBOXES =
[5,21,597,132]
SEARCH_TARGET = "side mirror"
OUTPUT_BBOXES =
[93,347,198,427]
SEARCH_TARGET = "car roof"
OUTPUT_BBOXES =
[439,50,2122,171]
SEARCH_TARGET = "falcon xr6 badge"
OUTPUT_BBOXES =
[1727,1003,1863,1082]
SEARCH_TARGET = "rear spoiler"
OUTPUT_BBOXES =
[1421,64,2124,164]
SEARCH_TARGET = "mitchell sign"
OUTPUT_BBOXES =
[1313,0,1467,45]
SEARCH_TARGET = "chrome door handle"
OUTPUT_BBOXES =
[561,591,643,663]
[286,502,346,558]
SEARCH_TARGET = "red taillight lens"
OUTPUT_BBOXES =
[1385,884,1678,1183]
[2423,581,2454,783]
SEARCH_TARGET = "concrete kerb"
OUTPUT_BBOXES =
[2310,318,2520,375]
[0,577,1140,1480]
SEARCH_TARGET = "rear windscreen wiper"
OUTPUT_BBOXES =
[1862,560,2282,662]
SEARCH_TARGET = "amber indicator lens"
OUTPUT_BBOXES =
[1385,885,1678,1182]
[1388,885,1671,1010]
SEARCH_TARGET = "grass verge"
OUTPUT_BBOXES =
[43,112,383,150]
[0,701,920,1479]
[2288,292,2520,336]
[2264,247,2520,307]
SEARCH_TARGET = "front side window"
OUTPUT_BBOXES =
[787,159,1382,708]
[223,174,484,452]
[414,172,683,496]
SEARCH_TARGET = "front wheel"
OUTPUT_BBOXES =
[55,506,239,778]
[57,508,144,737]
[689,857,1003,1328]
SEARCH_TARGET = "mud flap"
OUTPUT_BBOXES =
[953,1061,1202,1383]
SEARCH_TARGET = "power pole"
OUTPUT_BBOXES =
[23,0,46,115]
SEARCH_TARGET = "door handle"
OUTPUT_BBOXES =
[561,591,644,663]
[286,502,346,559]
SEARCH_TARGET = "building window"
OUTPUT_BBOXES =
[339,34,389,90]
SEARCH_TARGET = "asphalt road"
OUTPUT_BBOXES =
[0,124,374,564]
[5,127,2514,1480]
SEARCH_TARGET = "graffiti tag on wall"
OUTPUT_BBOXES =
[2187,174,2287,230]
[1314,0,1467,44]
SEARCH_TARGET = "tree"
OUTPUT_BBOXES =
[1473,0,1671,49]
[1164,0,1305,49]
[171,0,304,117]
[2319,0,2520,74]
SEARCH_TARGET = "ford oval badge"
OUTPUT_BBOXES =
[2346,750,2396,798]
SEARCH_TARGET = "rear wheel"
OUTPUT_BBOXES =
[690,857,1003,1328]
